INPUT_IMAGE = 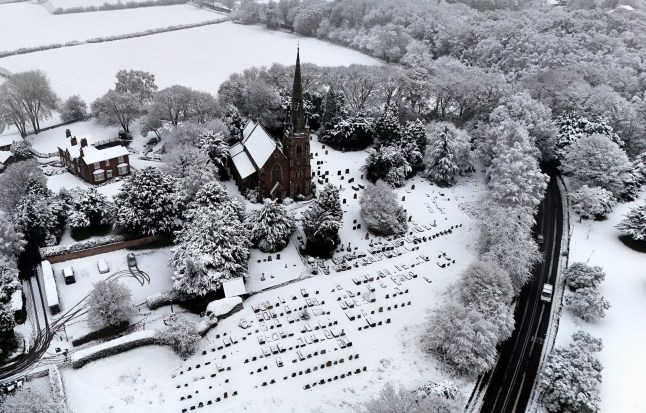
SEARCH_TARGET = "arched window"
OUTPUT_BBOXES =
[272,163,282,184]
[296,145,302,155]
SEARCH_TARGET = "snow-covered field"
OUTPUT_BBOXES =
[0,3,221,52]
[0,21,381,103]
[48,0,182,7]
[554,190,646,413]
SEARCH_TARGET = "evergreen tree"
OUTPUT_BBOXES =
[0,220,26,259]
[403,118,427,154]
[375,106,402,145]
[161,144,216,200]
[13,181,65,247]
[0,255,20,304]
[9,140,33,161]
[425,126,460,187]
[360,180,407,236]
[170,207,251,296]
[319,114,374,149]
[245,199,295,253]
[65,187,113,229]
[321,86,345,130]
[0,302,15,332]
[302,203,341,257]
[616,201,646,241]
[316,184,343,221]
[198,130,230,179]
[187,181,245,223]
[365,145,411,187]
[556,112,624,159]
[114,167,185,235]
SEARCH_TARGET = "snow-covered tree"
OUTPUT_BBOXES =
[0,255,20,304]
[540,333,603,413]
[556,112,624,159]
[59,94,87,123]
[319,114,374,149]
[360,180,408,236]
[571,185,616,221]
[425,122,473,186]
[0,387,58,413]
[365,145,411,187]
[571,330,603,353]
[561,134,632,197]
[187,181,245,223]
[0,302,16,332]
[65,187,113,229]
[566,287,610,322]
[616,201,646,241]
[245,199,295,253]
[114,167,185,235]
[565,263,606,291]
[9,140,33,161]
[0,220,26,259]
[403,119,427,155]
[321,86,345,130]
[161,144,216,201]
[423,301,498,376]
[91,90,143,133]
[170,207,251,297]
[486,142,549,211]
[198,130,230,179]
[157,315,200,358]
[87,280,136,329]
[115,70,158,103]
[0,159,47,213]
[355,382,460,413]
[302,203,342,257]
[13,181,65,247]
[455,260,513,309]
[317,184,343,222]
[375,106,402,145]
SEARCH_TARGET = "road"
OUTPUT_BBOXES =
[479,171,564,413]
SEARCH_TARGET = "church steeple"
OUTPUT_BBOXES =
[290,47,306,133]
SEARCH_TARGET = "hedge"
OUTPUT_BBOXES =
[40,234,126,258]
[48,365,70,413]
[71,330,159,368]
[71,320,130,347]
[52,0,189,15]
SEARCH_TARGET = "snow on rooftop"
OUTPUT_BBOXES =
[9,289,22,312]
[222,278,246,298]
[0,134,22,147]
[41,260,59,309]
[82,145,129,164]
[229,142,245,157]
[243,123,277,170]
[206,296,243,316]
[242,120,256,140]
[230,150,256,179]
[0,151,12,164]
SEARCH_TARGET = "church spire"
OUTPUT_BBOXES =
[290,46,306,133]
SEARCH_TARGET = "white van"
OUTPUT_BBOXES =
[540,283,553,303]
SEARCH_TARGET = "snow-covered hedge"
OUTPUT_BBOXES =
[71,320,130,347]
[40,234,126,258]
[206,296,243,318]
[53,0,189,14]
[146,289,186,310]
[197,316,218,336]
[71,330,159,368]
[49,365,70,413]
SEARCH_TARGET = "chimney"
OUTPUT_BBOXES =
[65,129,72,138]
[70,136,78,146]
[79,146,84,157]
[80,138,88,148]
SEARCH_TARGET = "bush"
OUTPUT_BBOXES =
[157,315,200,358]
[564,262,606,290]
[71,320,130,347]
[565,287,610,322]
[571,185,615,220]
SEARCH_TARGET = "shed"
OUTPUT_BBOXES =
[222,278,246,298]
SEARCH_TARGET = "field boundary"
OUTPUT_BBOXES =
[0,16,228,59]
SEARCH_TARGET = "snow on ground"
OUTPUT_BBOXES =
[246,237,306,293]
[62,346,178,413]
[22,118,118,153]
[48,0,181,8]
[58,139,484,412]
[46,171,125,199]
[553,191,646,413]
[50,246,174,338]
[0,21,381,103]
[0,3,221,52]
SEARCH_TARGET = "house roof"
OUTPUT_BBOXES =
[230,150,256,179]
[0,134,23,147]
[222,278,246,297]
[241,122,278,170]
[0,151,12,164]
[242,120,256,140]
[82,145,129,164]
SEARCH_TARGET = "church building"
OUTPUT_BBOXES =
[228,49,312,201]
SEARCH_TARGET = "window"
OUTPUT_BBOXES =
[105,159,110,166]
[118,155,124,163]
[93,162,100,169]
[106,170,113,179]
[117,164,129,175]
[296,145,302,155]
[93,170,105,182]
[296,183,301,194]
[271,164,282,184]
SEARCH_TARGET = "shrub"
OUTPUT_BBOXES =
[565,287,610,322]
[564,262,606,290]
[87,280,136,329]
[157,315,200,358]
[71,320,130,347]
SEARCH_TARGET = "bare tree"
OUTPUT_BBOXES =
[91,90,142,133]
[115,69,158,103]
[0,70,58,135]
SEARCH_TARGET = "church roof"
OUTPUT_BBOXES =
[239,120,278,170]
[230,149,255,179]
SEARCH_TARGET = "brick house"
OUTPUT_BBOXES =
[228,49,312,201]
[58,136,130,184]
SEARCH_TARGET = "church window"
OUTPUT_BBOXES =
[296,145,302,155]
[272,163,282,184]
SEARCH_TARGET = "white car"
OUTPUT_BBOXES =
[62,267,76,284]
[540,283,553,303]
[97,259,109,274]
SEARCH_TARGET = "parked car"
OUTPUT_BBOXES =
[97,259,109,274]
[537,234,544,245]
[62,267,76,284]
[540,283,553,303]
[127,253,137,267]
